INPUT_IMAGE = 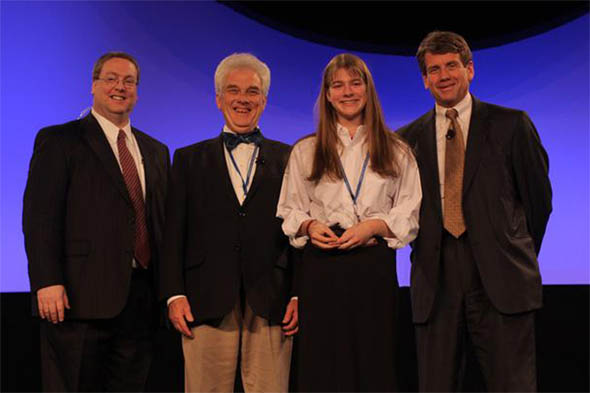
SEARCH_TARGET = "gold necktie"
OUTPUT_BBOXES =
[444,109,467,238]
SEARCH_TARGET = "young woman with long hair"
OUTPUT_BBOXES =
[277,53,422,391]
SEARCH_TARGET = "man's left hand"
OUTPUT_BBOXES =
[281,298,298,336]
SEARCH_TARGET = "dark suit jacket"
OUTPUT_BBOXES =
[398,96,552,323]
[159,134,293,325]
[23,113,170,319]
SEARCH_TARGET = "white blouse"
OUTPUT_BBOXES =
[277,124,422,249]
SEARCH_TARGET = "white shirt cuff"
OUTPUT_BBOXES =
[167,294,187,307]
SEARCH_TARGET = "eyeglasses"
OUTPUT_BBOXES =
[96,76,138,89]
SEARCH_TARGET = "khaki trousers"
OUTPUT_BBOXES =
[182,301,292,392]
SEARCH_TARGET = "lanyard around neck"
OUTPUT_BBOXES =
[338,152,369,205]
[228,145,259,197]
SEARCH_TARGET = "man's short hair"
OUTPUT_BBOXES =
[92,52,140,84]
[214,53,271,96]
[416,31,472,75]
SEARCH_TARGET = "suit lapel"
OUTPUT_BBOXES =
[133,129,154,206]
[463,96,490,196]
[419,110,443,220]
[81,114,132,206]
[242,137,267,206]
[213,134,242,209]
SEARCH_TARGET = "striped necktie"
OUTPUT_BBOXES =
[117,130,150,268]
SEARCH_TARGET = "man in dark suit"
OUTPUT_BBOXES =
[159,53,297,392]
[398,31,552,391]
[23,52,170,391]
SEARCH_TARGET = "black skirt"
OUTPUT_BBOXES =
[296,238,399,392]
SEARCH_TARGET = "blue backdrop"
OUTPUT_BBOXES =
[1,2,588,291]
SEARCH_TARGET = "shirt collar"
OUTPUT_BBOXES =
[435,92,472,120]
[91,108,132,142]
[336,123,366,145]
[222,125,260,135]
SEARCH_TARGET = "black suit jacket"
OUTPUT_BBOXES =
[159,134,293,325]
[23,113,170,319]
[398,96,552,323]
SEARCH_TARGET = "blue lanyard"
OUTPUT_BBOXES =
[338,153,369,205]
[228,145,259,197]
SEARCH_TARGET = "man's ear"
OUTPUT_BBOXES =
[467,60,475,83]
[261,94,267,110]
[422,74,430,90]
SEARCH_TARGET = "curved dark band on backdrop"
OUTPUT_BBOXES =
[220,1,589,55]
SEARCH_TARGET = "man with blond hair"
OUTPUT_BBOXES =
[160,53,297,392]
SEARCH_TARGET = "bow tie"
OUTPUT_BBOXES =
[222,129,263,151]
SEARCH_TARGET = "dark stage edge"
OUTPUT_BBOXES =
[2,285,588,392]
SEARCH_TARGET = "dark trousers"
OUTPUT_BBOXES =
[40,269,155,392]
[415,232,537,392]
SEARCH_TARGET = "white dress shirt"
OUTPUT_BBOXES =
[277,124,422,249]
[91,109,146,197]
[222,125,260,205]
[434,93,472,207]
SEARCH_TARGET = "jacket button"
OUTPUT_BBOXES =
[233,245,241,252]
[238,211,246,217]
[129,216,135,225]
